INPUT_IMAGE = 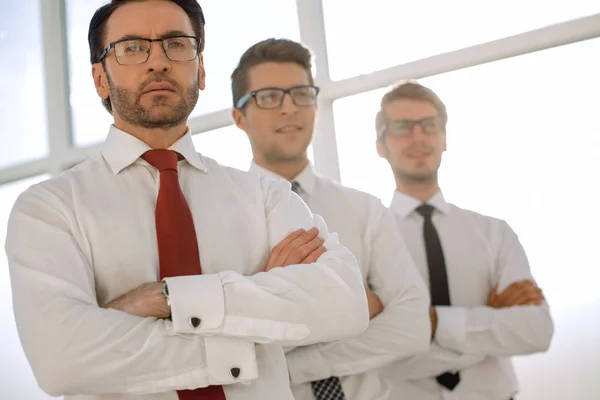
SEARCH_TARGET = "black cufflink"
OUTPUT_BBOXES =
[189,317,201,328]
[230,367,241,378]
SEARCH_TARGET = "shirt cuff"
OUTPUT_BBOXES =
[164,274,225,334]
[286,345,331,384]
[434,306,467,351]
[204,336,258,385]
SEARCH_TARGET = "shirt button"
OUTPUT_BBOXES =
[189,317,201,328]
[230,367,241,379]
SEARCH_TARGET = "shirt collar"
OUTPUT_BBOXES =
[101,125,207,174]
[249,160,317,197]
[390,189,450,219]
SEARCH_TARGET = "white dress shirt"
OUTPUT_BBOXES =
[4,126,370,400]
[249,162,431,400]
[383,190,554,400]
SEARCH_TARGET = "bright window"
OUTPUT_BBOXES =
[334,37,600,399]
[323,0,600,80]
[0,0,48,168]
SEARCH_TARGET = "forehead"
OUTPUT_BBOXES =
[247,62,311,91]
[384,99,439,120]
[104,0,195,43]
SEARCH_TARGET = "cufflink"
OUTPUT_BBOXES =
[230,367,241,379]
[189,317,201,328]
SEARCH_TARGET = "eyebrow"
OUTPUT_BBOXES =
[115,30,195,42]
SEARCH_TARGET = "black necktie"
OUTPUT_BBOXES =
[290,180,302,194]
[311,377,346,400]
[416,204,460,391]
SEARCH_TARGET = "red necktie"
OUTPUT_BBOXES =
[143,150,227,400]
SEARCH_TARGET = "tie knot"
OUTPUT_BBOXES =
[416,204,435,218]
[290,180,302,194]
[142,149,179,172]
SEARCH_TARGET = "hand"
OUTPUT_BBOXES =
[429,306,438,339]
[265,227,326,272]
[366,288,384,319]
[103,281,170,319]
[488,279,544,309]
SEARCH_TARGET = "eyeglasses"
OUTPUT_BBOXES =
[236,85,320,109]
[378,116,443,139]
[96,36,200,65]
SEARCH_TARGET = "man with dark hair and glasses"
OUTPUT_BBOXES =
[231,38,431,400]
[5,2,370,400]
[375,80,554,400]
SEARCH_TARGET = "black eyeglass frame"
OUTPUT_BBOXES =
[377,116,444,139]
[96,35,201,65]
[235,85,320,110]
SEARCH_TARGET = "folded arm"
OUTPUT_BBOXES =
[6,180,368,396]
[166,178,369,346]
[5,186,257,396]
[434,220,554,357]
[286,205,431,383]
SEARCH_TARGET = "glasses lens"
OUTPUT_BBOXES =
[420,117,441,134]
[115,39,151,65]
[290,86,318,106]
[164,37,198,61]
[390,120,414,137]
[255,89,285,109]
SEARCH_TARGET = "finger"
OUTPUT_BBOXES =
[302,245,326,264]
[293,237,325,263]
[280,228,320,264]
[285,237,324,266]
[525,288,545,305]
[290,227,319,248]
[495,280,534,304]
[502,286,540,307]
[493,284,520,306]
[268,229,306,269]
[513,292,544,306]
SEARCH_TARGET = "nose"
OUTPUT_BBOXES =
[145,42,171,73]
[410,123,427,142]
[279,92,298,115]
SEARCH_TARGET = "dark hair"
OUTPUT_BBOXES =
[375,80,448,139]
[88,0,205,113]
[230,38,314,109]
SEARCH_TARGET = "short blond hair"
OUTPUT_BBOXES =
[375,80,447,138]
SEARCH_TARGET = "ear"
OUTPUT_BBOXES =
[198,54,206,91]
[376,139,386,158]
[232,107,247,132]
[92,63,110,100]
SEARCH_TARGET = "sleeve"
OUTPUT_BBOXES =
[5,185,258,397]
[434,220,554,357]
[285,204,431,383]
[165,177,370,346]
[383,343,486,380]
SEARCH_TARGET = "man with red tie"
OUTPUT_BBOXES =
[4,1,369,400]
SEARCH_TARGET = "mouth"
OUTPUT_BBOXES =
[143,82,176,94]
[276,124,302,133]
[406,151,432,160]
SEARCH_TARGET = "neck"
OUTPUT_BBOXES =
[255,156,309,181]
[113,119,188,149]
[395,175,440,203]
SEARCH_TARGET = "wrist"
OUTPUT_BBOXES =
[430,306,438,339]
[161,280,171,306]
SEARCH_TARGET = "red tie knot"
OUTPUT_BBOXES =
[142,149,179,172]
